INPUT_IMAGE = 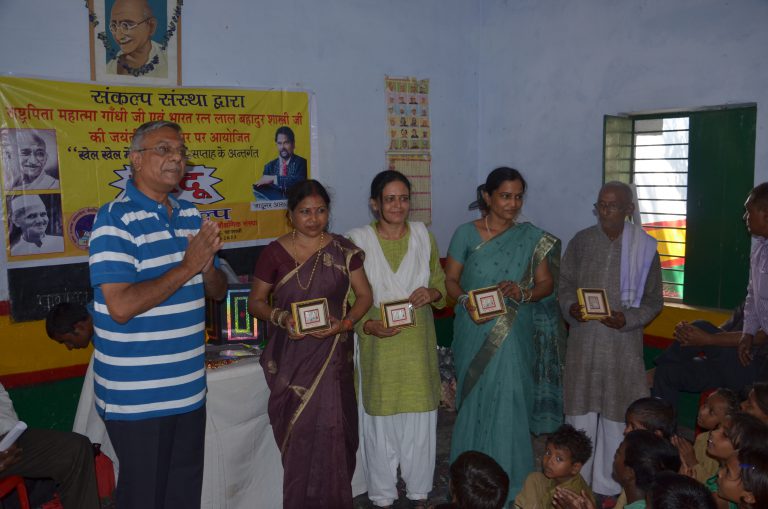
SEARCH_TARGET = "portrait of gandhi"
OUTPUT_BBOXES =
[105,0,169,78]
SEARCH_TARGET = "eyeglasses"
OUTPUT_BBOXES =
[594,202,624,213]
[135,145,189,159]
[109,17,153,33]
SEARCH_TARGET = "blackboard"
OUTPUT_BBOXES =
[7,245,265,323]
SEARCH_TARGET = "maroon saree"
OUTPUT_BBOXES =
[254,234,362,509]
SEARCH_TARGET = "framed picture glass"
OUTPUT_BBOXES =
[89,0,182,85]
[469,286,507,321]
[380,299,416,329]
[577,288,611,319]
[290,298,330,335]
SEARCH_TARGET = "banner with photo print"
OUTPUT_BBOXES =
[0,76,312,268]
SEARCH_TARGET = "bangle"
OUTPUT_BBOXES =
[269,308,281,325]
[278,310,290,329]
[457,294,469,309]
[341,318,354,332]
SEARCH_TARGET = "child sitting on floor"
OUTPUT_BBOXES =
[648,471,717,509]
[514,424,595,509]
[553,430,681,509]
[704,412,768,509]
[45,301,94,350]
[613,397,677,509]
[716,446,768,509]
[740,382,768,425]
[431,450,509,509]
[674,388,740,483]
[623,397,676,439]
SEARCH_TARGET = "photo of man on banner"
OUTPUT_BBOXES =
[252,126,308,202]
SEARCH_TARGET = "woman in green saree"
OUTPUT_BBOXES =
[445,167,565,501]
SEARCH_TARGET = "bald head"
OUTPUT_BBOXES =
[109,0,157,63]
[596,181,635,238]
[599,181,634,206]
[111,0,153,19]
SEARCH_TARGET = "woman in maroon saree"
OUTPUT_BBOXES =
[249,180,373,509]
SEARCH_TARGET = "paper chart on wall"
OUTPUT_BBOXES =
[385,76,431,225]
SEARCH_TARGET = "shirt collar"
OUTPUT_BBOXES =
[126,179,179,211]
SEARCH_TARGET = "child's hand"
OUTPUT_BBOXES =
[552,488,596,509]
[671,434,698,468]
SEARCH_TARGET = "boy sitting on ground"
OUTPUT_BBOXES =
[45,302,93,350]
[514,424,595,509]
[431,450,509,509]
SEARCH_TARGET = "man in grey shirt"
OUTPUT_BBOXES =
[559,182,663,496]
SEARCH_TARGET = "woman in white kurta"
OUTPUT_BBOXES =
[347,170,446,509]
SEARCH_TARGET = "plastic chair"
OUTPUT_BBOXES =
[0,475,31,509]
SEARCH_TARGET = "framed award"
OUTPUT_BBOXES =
[577,288,611,319]
[468,286,507,321]
[290,298,331,334]
[380,299,416,329]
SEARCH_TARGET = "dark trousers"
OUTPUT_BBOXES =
[106,404,206,509]
[3,428,99,509]
[652,320,763,406]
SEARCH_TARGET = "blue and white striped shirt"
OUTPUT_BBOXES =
[89,180,207,421]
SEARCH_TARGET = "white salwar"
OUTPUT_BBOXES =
[362,409,436,507]
[565,413,624,495]
[348,222,436,507]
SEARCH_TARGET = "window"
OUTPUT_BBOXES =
[604,105,756,309]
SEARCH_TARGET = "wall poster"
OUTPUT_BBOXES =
[385,76,431,224]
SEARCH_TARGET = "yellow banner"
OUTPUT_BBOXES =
[0,76,311,264]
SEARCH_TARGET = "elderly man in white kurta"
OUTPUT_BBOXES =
[559,182,663,496]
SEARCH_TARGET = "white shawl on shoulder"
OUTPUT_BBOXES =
[346,222,431,306]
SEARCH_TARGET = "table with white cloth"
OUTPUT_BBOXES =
[73,353,366,508]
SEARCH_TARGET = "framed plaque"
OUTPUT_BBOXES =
[468,286,507,321]
[577,288,611,319]
[380,299,416,329]
[290,298,331,334]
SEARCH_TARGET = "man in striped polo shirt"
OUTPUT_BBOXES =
[89,120,226,509]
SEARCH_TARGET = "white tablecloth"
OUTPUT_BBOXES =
[73,355,365,508]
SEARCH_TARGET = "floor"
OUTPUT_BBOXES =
[352,408,550,509]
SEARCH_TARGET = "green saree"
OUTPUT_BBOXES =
[448,221,565,500]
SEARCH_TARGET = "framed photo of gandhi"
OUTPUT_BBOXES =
[291,298,331,335]
[88,0,182,86]
[577,288,611,320]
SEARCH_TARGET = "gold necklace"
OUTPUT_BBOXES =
[292,229,325,290]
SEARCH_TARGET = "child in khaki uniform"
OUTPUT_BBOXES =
[514,424,595,509]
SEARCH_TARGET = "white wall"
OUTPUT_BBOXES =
[477,0,768,246]
[1,0,767,255]
[0,0,480,255]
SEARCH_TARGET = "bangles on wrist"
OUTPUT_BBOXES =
[457,294,469,309]
[270,308,290,329]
